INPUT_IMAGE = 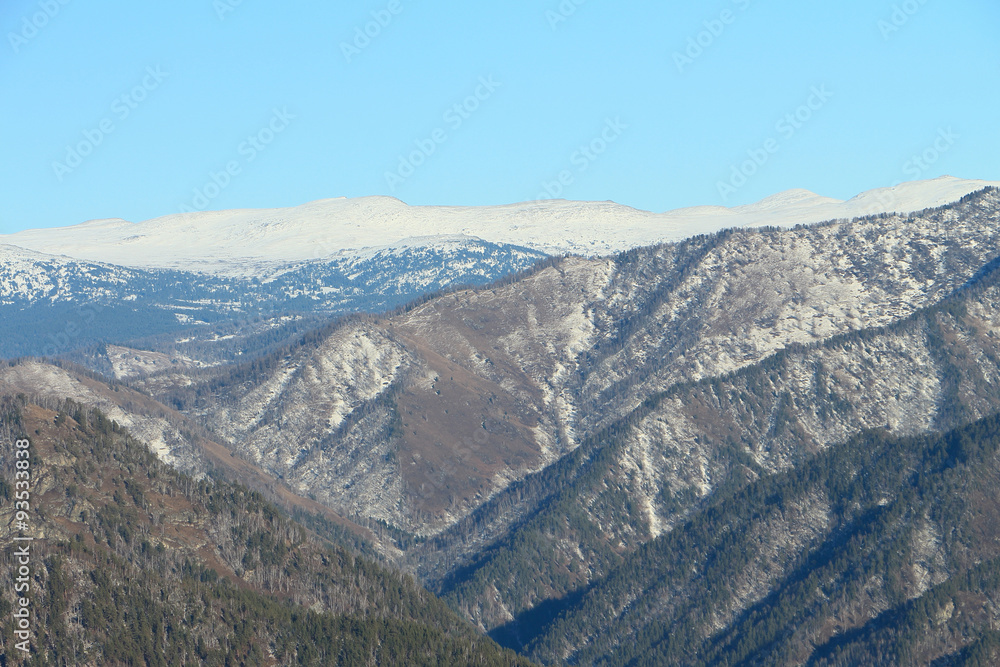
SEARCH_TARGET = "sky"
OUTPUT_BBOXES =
[1,0,998,233]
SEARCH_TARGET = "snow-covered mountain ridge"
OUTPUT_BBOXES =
[3,176,996,276]
[0,237,546,359]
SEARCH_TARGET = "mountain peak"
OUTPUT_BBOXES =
[732,188,841,213]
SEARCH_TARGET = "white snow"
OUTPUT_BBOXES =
[2,176,996,277]
[0,361,193,470]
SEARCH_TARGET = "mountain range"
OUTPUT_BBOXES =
[3,176,997,273]
[3,177,1000,664]
[3,175,995,364]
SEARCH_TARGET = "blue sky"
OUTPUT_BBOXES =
[2,0,998,233]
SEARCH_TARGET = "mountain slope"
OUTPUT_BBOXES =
[523,409,1000,666]
[0,396,534,665]
[113,189,1000,651]
[433,244,1000,639]
[0,359,382,557]
[137,188,1000,544]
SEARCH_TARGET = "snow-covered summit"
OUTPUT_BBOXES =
[2,176,997,277]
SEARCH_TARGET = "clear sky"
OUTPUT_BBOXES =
[2,0,998,233]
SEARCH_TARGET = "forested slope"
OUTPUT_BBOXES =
[0,396,533,665]
[425,235,1000,637]
[526,411,1000,666]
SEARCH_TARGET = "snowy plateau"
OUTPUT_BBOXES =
[2,175,997,275]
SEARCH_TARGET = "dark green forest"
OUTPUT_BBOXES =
[521,411,1000,665]
[0,396,534,666]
